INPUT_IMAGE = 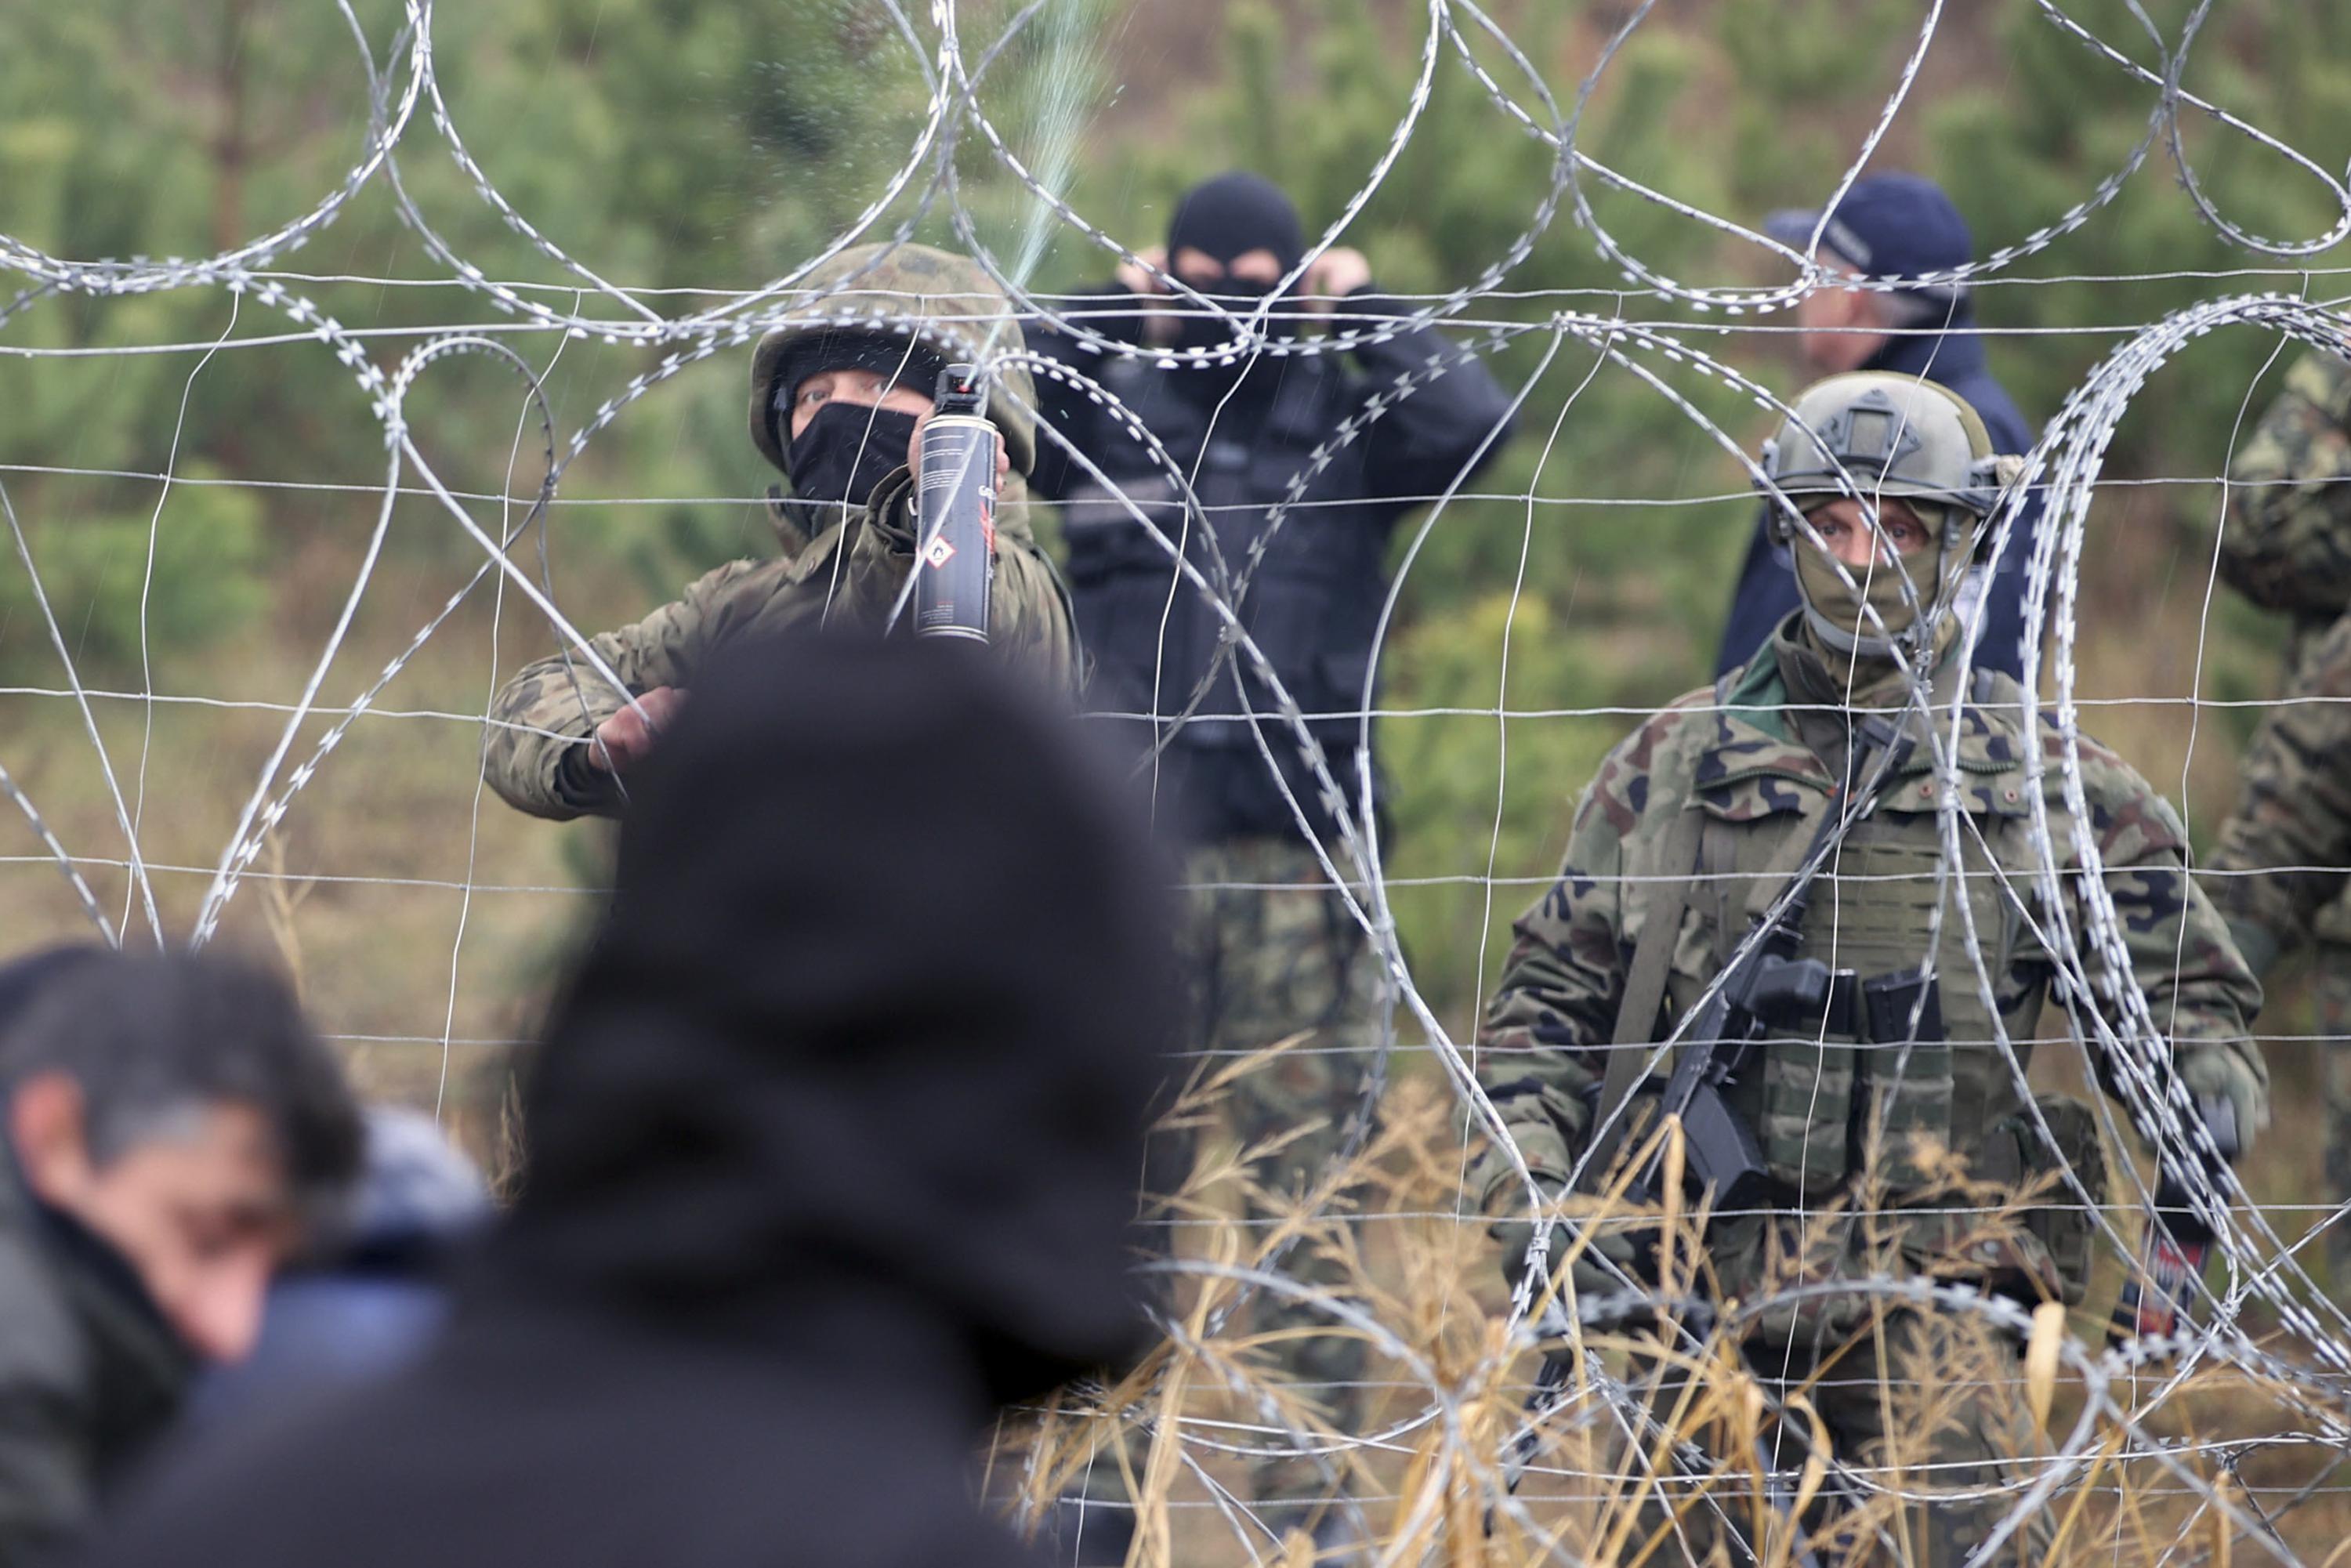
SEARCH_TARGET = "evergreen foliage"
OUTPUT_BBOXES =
[1,0,2345,1030]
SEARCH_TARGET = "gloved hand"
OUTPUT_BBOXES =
[1487,1188,1641,1302]
[2179,1045,2269,1163]
[1475,1117,1645,1298]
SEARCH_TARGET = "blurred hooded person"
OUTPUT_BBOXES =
[74,629,1177,1568]
[1024,168,1516,1529]
[482,242,1079,822]
[1717,172,2045,684]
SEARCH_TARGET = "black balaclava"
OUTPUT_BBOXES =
[498,630,1179,1408]
[773,331,947,510]
[1165,171,1307,385]
[787,401,920,513]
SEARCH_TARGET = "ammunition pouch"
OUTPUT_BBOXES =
[1746,967,1955,1198]
[1855,969,1955,1192]
[1991,1095,2108,1306]
[1734,954,1851,1200]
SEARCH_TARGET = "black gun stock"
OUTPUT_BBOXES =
[1630,733,1913,1212]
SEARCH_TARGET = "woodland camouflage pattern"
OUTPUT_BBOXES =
[1476,625,2265,1561]
[2207,348,2351,1284]
[484,245,1077,820]
[1476,628,2266,1309]
[2215,349,2351,619]
[1169,837,1388,1515]
[2208,348,2351,969]
[2210,609,2351,974]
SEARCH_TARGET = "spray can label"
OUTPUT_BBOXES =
[915,413,997,641]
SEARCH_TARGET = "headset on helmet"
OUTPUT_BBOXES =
[1755,373,2018,663]
[1756,375,2005,545]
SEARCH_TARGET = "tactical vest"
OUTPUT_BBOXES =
[1059,357,1396,843]
[1647,659,2106,1302]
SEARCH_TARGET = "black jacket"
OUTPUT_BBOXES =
[1715,310,2044,681]
[0,1157,190,1567]
[74,632,1176,1568]
[1031,286,1517,843]
[0,946,191,1568]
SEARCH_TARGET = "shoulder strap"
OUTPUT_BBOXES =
[1608,802,1707,1051]
[1606,672,1744,1061]
[1587,793,1707,1182]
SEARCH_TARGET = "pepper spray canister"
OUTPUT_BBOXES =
[913,362,998,643]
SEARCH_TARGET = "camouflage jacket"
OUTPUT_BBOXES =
[2208,607,2351,972]
[482,475,1077,820]
[1476,629,2264,1291]
[2216,349,2351,621]
[2206,349,2351,964]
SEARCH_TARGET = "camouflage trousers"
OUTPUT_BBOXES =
[1614,1310,2046,1567]
[1168,836,1391,1519]
[1050,837,1389,1551]
[2317,942,2351,1291]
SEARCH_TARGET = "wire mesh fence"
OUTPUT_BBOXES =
[7,1,2351,1561]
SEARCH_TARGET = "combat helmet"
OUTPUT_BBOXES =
[748,242,1041,485]
[1757,372,2012,658]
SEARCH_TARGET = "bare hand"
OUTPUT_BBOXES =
[1114,244,1168,296]
[1114,246,1177,346]
[908,415,1011,498]
[1304,247,1372,314]
[587,685,687,775]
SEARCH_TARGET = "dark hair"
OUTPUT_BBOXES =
[0,948,363,1205]
[0,944,107,1037]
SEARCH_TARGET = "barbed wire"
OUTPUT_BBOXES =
[8,0,2351,1560]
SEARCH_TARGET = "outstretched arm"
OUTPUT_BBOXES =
[480,559,758,821]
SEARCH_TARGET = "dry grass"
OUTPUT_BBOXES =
[997,1075,2350,1566]
[0,506,2341,1566]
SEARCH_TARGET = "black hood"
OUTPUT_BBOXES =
[1168,171,1304,273]
[492,629,1177,1407]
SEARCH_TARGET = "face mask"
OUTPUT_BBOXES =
[786,400,920,509]
[1791,505,1968,662]
[1172,281,1285,353]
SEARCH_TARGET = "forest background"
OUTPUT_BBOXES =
[2,0,2347,1214]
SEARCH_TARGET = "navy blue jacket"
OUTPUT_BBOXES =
[1029,287,1516,845]
[1713,312,2043,680]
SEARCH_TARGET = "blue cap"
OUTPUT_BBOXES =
[1765,172,1972,300]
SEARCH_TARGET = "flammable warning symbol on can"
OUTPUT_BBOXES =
[922,535,958,569]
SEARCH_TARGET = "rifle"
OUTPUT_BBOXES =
[1504,732,1915,1514]
[2106,1091,2240,1345]
[1620,731,1918,1215]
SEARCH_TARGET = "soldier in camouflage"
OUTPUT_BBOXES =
[2206,347,2351,1291]
[1475,374,2267,1564]
[481,243,1078,820]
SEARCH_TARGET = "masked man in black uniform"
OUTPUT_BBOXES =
[1027,170,1517,1535]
